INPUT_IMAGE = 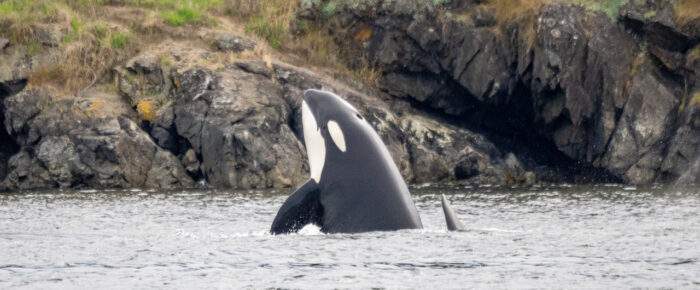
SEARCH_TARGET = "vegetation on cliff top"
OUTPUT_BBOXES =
[0,0,696,95]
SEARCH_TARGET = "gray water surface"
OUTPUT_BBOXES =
[1,185,699,288]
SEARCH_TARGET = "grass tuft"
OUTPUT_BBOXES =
[487,0,548,48]
[162,7,201,26]
[92,23,107,39]
[109,32,130,49]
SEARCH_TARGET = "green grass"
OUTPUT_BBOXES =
[70,17,82,32]
[245,15,283,49]
[0,1,29,15]
[27,40,41,55]
[161,7,201,26]
[109,32,130,49]
[156,0,220,26]
[61,17,84,42]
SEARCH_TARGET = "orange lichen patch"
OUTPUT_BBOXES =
[86,100,105,118]
[137,100,156,122]
[354,27,372,41]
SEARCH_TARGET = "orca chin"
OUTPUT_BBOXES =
[270,89,464,234]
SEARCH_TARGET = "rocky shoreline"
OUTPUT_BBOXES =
[1,0,698,191]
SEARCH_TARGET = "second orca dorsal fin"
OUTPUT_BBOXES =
[441,194,464,231]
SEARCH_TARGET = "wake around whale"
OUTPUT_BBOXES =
[270,89,463,234]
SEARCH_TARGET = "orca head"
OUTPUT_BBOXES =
[302,89,367,182]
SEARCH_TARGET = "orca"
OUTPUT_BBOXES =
[441,194,465,231]
[270,89,465,234]
[270,89,423,234]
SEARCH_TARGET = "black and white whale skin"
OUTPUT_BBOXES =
[270,89,423,234]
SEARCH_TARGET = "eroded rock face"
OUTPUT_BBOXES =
[399,115,515,185]
[0,26,606,191]
[532,3,638,164]
[1,89,193,190]
[321,0,699,184]
[120,41,542,188]
[601,60,680,183]
[167,66,306,188]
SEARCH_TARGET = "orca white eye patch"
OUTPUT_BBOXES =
[327,120,346,152]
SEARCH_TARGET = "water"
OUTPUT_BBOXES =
[1,185,699,288]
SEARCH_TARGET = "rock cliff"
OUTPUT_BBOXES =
[1,0,698,190]
[313,0,699,184]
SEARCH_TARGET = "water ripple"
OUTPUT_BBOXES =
[1,184,699,288]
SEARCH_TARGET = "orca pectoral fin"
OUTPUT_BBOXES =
[270,179,323,234]
[441,194,465,231]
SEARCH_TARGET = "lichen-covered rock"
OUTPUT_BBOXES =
[166,66,307,188]
[0,38,9,50]
[117,53,172,124]
[214,33,257,53]
[399,115,506,184]
[601,60,680,183]
[1,88,193,190]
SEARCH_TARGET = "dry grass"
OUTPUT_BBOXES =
[286,24,343,69]
[488,0,550,24]
[691,91,700,106]
[353,58,383,88]
[486,0,549,48]
[675,0,700,26]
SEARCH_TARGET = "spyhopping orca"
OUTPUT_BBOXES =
[270,89,464,234]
